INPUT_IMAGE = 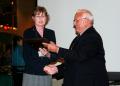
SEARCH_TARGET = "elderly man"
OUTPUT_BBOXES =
[43,9,109,86]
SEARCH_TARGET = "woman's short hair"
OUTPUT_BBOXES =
[32,6,49,25]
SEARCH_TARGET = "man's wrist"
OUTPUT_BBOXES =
[56,47,59,53]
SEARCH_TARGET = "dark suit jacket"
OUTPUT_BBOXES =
[57,26,109,86]
[23,26,57,75]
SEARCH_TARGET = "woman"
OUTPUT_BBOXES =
[22,6,57,86]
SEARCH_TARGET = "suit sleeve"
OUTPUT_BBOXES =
[48,30,58,62]
[52,63,65,80]
[58,34,104,62]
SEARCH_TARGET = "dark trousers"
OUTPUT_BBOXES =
[12,66,24,86]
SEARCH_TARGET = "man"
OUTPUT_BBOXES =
[43,9,109,86]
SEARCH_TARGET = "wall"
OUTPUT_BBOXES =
[16,0,36,36]
[38,0,120,72]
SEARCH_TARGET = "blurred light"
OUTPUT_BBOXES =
[0,25,3,28]
[11,1,14,5]
[9,27,13,30]
[12,27,17,30]
[0,24,17,31]
[4,25,8,30]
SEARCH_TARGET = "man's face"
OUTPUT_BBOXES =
[32,12,47,27]
[73,12,87,35]
[18,39,23,46]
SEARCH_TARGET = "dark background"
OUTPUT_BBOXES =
[0,0,17,27]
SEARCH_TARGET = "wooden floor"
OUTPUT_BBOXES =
[52,79,63,86]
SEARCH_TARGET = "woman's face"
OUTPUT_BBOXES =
[32,12,47,27]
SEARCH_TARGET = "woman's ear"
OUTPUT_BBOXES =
[32,16,35,21]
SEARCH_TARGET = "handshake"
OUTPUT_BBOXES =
[43,64,58,75]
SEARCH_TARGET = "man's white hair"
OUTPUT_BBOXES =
[76,9,94,21]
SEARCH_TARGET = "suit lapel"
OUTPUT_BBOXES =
[69,35,80,50]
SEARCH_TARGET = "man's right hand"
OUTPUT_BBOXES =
[42,41,59,53]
